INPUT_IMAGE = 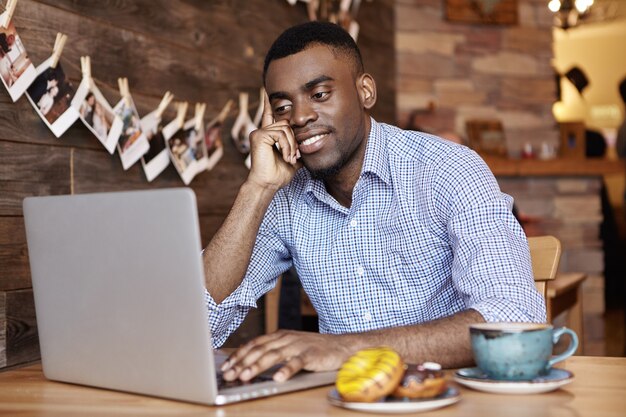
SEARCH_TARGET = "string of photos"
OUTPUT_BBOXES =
[0,0,266,185]
[0,0,372,183]
[286,0,373,41]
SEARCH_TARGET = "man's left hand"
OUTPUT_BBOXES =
[221,330,352,382]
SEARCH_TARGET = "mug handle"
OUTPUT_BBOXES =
[547,327,579,368]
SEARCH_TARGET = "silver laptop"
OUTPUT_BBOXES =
[23,188,335,405]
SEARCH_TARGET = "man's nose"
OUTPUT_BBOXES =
[290,101,317,127]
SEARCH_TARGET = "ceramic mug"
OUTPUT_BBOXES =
[469,322,578,381]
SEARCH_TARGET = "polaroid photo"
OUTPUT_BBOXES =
[113,97,149,170]
[0,21,37,102]
[25,56,79,137]
[140,110,170,182]
[165,118,208,185]
[71,79,123,154]
[204,117,225,171]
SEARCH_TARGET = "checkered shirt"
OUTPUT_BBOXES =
[205,119,546,347]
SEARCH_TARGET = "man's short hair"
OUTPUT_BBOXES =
[263,21,364,83]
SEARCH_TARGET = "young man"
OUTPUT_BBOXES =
[203,21,544,383]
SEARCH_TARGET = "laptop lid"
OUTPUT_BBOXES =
[23,188,336,405]
[24,188,218,404]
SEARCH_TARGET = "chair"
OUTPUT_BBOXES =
[528,235,585,355]
[264,276,282,334]
[528,235,562,299]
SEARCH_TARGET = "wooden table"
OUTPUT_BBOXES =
[0,356,624,416]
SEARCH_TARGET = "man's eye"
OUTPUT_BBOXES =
[274,105,291,115]
[312,91,329,100]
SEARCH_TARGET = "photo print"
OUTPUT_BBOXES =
[113,96,149,170]
[204,99,233,171]
[140,110,170,182]
[72,79,123,154]
[165,117,208,185]
[26,56,79,137]
[204,116,224,171]
[0,22,36,101]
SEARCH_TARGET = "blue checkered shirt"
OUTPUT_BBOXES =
[205,119,545,347]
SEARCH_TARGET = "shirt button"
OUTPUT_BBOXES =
[350,219,357,227]
[356,266,364,276]
[363,312,372,322]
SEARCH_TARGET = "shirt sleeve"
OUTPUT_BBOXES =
[204,196,292,347]
[431,147,546,323]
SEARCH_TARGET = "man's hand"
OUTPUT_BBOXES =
[247,93,301,191]
[221,330,353,382]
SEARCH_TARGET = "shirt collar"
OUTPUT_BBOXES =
[360,118,391,185]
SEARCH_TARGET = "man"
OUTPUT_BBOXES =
[203,21,544,383]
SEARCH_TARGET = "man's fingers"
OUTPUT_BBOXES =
[273,355,305,382]
[259,124,298,164]
[221,332,293,380]
[261,91,274,128]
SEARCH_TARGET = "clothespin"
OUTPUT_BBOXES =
[194,103,206,132]
[117,77,131,108]
[80,56,91,79]
[216,99,234,124]
[238,92,249,114]
[50,33,67,69]
[0,0,17,29]
[175,101,188,129]
[253,87,265,127]
[154,91,174,119]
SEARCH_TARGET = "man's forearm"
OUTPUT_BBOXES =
[202,181,277,304]
[340,309,485,368]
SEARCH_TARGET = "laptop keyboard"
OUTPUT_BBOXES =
[216,371,275,389]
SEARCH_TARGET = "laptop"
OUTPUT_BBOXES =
[23,188,336,405]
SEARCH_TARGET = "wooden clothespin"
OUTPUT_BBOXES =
[80,56,91,79]
[117,77,132,108]
[253,87,265,127]
[50,33,67,69]
[175,101,188,129]
[238,92,249,115]
[194,102,206,132]
[154,91,174,119]
[0,0,17,29]
[216,99,234,124]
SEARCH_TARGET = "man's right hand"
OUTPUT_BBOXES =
[247,92,301,191]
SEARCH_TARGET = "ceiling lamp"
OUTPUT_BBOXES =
[548,0,595,29]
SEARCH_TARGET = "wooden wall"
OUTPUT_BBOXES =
[0,0,395,369]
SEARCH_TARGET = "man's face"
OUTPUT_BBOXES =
[265,44,370,180]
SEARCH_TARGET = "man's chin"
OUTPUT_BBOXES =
[308,164,342,181]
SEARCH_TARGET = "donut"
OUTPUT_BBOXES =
[391,362,447,399]
[335,346,405,402]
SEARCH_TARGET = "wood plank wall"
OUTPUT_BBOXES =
[0,0,395,369]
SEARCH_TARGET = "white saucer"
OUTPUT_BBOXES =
[327,387,461,414]
[454,367,574,395]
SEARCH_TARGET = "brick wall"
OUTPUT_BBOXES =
[395,0,559,156]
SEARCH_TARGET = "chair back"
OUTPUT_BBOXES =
[528,235,562,299]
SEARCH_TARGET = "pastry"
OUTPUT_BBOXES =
[335,346,405,402]
[391,362,447,399]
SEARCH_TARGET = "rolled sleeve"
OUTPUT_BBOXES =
[205,277,258,347]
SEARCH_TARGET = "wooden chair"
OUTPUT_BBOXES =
[528,235,562,299]
[528,235,585,355]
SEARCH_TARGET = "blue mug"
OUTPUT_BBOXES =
[469,322,578,381]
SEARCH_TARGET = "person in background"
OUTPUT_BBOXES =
[203,21,544,383]
[617,77,626,159]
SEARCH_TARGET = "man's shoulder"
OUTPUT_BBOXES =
[376,122,476,168]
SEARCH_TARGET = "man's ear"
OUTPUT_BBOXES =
[357,73,377,110]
